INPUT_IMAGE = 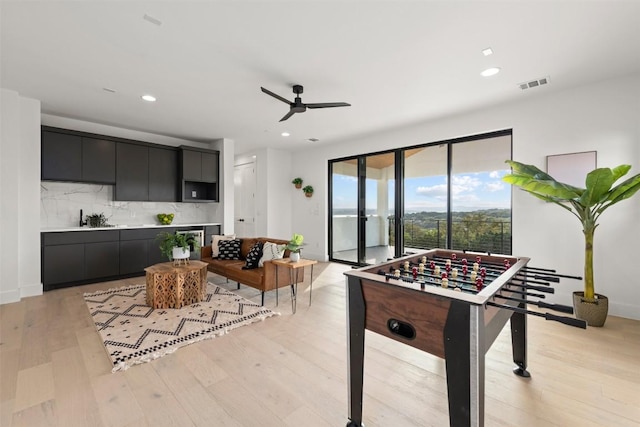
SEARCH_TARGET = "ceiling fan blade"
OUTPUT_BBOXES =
[306,102,351,109]
[261,87,291,105]
[279,110,296,122]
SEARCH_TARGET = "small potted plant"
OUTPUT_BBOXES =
[502,160,640,326]
[85,213,109,228]
[156,231,200,265]
[302,185,314,198]
[292,177,303,189]
[286,233,304,262]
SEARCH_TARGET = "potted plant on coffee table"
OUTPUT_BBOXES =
[286,233,304,262]
[502,160,640,326]
[157,231,200,266]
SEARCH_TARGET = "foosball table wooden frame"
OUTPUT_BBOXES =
[343,248,584,427]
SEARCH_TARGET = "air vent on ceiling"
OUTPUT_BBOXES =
[306,138,320,143]
[518,76,550,90]
[143,14,162,26]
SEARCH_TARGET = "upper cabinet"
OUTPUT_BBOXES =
[42,129,116,184]
[115,144,179,202]
[179,147,219,202]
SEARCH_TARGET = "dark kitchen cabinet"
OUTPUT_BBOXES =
[43,244,85,287]
[82,137,116,184]
[119,240,149,275]
[149,147,178,202]
[115,143,149,201]
[147,239,167,265]
[179,147,219,202]
[41,131,82,181]
[85,241,119,279]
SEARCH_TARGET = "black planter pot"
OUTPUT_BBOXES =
[572,292,608,327]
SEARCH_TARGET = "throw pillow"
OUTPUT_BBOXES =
[259,241,285,267]
[242,241,264,270]
[212,234,236,258]
[217,239,242,260]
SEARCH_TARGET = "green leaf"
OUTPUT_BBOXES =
[611,164,631,183]
[598,173,640,213]
[505,160,555,181]
[503,174,583,200]
[580,168,614,207]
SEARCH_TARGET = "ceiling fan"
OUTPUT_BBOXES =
[260,84,351,122]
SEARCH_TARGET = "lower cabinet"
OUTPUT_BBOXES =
[43,244,85,286]
[42,226,212,290]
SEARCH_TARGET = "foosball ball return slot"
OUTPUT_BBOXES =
[343,248,585,427]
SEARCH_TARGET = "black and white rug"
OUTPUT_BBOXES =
[84,283,278,372]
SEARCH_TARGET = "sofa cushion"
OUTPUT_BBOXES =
[218,239,242,260]
[259,241,285,267]
[212,234,236,258]
[240,238,259,259]
[243,241,264,270]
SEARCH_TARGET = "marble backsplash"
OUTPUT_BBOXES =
[41,182,220,228]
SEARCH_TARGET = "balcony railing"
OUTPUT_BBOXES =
[389,218,512,255]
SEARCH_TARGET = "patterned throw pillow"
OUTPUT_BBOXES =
[211,234,236,258]
[217,239,242,260]
[243,241,264,270]
[258,241,285,267]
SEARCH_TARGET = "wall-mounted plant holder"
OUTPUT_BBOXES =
[302,185,314,198]
[292,177,303,189]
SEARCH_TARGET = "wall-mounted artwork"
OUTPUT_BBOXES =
[546,151,597,188]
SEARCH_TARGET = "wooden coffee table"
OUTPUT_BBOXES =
[272,258,318,314]
[144,260,208,309]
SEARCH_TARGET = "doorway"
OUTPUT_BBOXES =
[234,162,257,237]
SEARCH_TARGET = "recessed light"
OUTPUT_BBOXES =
[281,132,290,137]
[482,47,493,56]
[141,94,157,102]
[480,67,501,77]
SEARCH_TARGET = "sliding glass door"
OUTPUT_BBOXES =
[329,130,512,266]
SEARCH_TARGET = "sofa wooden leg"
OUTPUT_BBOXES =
[261,292,265,306]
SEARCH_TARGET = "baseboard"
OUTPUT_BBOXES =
[0,289,21,305]
[21,282,43,299]
[609,301,640,321]
[302,251,329,262]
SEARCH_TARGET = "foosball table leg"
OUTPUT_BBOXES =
[510,306,531,378]
[346,277,366,427]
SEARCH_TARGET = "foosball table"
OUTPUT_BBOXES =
[343,249,585,427]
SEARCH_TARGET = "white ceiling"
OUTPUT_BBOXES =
[2,1,639,155]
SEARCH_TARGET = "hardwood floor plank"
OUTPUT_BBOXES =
[13,362,54,412]
[11,400,56,427]
[91,373,145,427]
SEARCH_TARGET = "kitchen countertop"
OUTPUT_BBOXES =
[41,223,222,233]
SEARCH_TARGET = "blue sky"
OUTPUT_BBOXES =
[333,169,511,212]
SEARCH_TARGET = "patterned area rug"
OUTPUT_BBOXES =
[84,283,278,372]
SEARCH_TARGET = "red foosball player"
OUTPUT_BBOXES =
[475,277,484,291]
[480,267,486,278]
[412,266,418,279]
[461,258,468,266]
[451,253,457,261]
[430,260,436,271]
[504,259,511,270]
[476,255,482,264]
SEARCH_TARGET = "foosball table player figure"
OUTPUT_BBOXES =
[343,249,586,427]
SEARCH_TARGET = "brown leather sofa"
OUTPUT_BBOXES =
[201,237,302,305]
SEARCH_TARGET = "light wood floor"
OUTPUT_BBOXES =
[1,263,639,427]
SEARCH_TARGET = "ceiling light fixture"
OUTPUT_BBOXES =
[482,47,493,56]
[281,132,290,137]
[480,67,501,77]
[141,94,157,102]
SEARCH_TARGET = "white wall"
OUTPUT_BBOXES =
[291,73,640,320]
[238,148,293,240]
[1,89,42,303]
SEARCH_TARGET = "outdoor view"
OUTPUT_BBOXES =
[330,134,512,263]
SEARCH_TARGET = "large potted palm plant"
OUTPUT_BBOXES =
[503,160,640,326]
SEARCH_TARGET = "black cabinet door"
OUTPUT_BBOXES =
[116,143,149,201]
[119,240,149,275]
[41,131,82,181]
[82,137,116,184]
[181,149,202,181]
[43,244,85,287]
[201,152,218,183]
[85,241,120,280]
[149,147,178,202]
[147,238,168,265]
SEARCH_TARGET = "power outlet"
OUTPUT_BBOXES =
[191,190,197,198]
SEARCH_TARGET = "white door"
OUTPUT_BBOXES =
[234,162,256,237]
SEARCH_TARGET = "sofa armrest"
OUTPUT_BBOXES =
[202,244,212,259]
